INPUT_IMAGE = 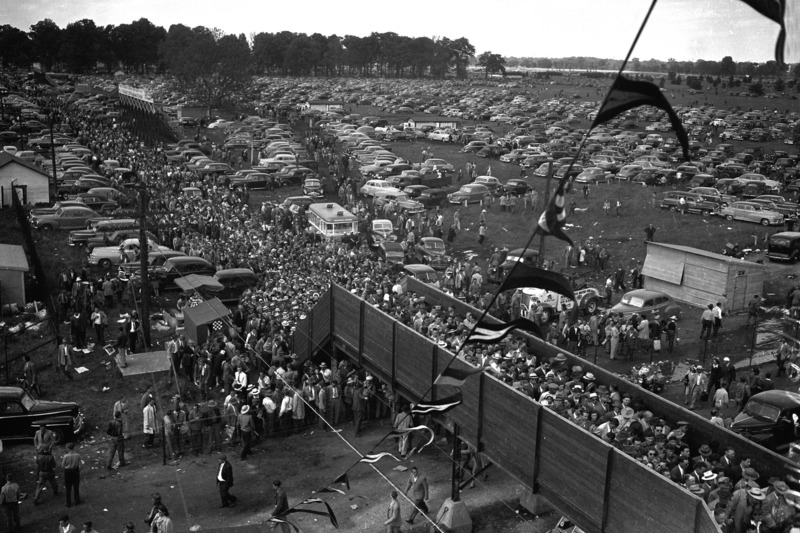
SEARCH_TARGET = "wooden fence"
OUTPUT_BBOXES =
[292,282,731,533]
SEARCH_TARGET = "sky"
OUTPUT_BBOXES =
[4,0,791,63]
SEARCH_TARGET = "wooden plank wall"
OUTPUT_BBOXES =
[311,289,332,349]
[402,278,795,480]
[292,315,310,362]
[314,283,722,533]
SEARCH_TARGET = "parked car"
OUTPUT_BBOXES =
[230,172,273,190]
[378,241,406,265]
[302,178,323,198]
[766,232,800,263]
[202,268,259,304]
[731,391,800,453]
[610,289,682,320]
[472,176,501,193]
[416,188,449,209]
[369,219,396,247]
[0,386,84,443]
[688,187,736,208]
[719,201,784,225]
[402,264,439,285]
[153,256,216,290]
[85,229,157,252]
[360,179,399,197]
[574,167,611,184]
[74,193,119,214]
[89,239,170,269]
[659,191,718,216]
[373,191,425,214]
[448,183,490,204]
[30,206,102,231]
[414,237,449,269]
[499,179,531,196]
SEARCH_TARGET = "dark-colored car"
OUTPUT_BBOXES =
[414,237,449,270]
[766,232,800,263]
[378,241,405,265]
[609,289,682,320]
[416,188,449,209]
[0,386,84,444]
[499,179,531,196]
[731,391,800,453]
[153,256,215,290]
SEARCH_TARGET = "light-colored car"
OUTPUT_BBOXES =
[207,119,234,129]
[30,206,101,231]
[473,176,501,193]
[88,238,170,269]
[420,158,454,173]
[733,173,781,191]
[448,183,490,204]
[610,289,682,320]
[360,179,400,197]
[370,219,395,247]
[574,167,611,184]
[373,191,425,214]
[718,201,784,225]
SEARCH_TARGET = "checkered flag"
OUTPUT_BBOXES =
[212,320,224,331]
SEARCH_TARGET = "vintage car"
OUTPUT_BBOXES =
[369,219,396,247]
[88,238,170,269]
[414,237,449,270]
[520,286,603,323]
[0,386,84,444]
[731,391,800,453]
[718,201,784,225]
[610,289,682,320]
[448,183,490,204]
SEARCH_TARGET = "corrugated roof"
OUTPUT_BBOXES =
[0,152,51,178]
[646,242,764,268]
[0,244,30,271]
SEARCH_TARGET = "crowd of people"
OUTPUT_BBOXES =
[3,81,797,533]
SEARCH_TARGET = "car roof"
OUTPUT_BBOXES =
[0,386,24,400]
[749,390,800,410]
[380,242,404,252]
[622,289,668,299]
[165,256,213,266]
[420,237,444,244]
[404,264,436,274]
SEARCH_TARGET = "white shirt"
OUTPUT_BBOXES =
[217,462,226,482]
[262,397,277,414]
[279,396,293,417]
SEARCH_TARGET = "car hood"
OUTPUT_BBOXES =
[29,400,79,414]
[609,302,644,315]
[730,412,774,432]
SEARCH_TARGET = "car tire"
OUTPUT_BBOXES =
[39,224,53,231]
[726,215,734,221]
[99,259,112,269]
[760,219,770,226]
[75,241,86,248]
[701,209,711,216]
[586,299,598,314]
[51,428,65,445]
[669,206,677,212]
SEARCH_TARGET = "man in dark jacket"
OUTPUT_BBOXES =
[216,456,237,507]
[271,480,290,532]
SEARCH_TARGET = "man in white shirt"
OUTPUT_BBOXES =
[712,303,723,337]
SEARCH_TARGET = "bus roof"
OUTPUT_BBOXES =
[308,203,357,220]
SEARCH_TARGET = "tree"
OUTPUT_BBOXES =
[29,19,62,71]
[110,18,165,74]
[477,51,505,78]
[719,56,736,76]
[59,19,103,73]
[749,82,764,96]
[774,78,785,92]
[448,37,475,79]
[0,25,32,69]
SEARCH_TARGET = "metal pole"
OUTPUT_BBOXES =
[594,343,598,366]
[138,189,152,347]
[451,424,461,502]
[49,110,58,203]
[538,162,553,266]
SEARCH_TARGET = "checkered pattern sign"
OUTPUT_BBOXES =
[212,320,224,331]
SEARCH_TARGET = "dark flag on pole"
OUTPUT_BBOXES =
[592,76,690,161]
[498,263,576,303]
[537,178,573,246]
[465,318,543,345]
[434,364,488,387]
[412,391,463,416]
[740,0,788,67]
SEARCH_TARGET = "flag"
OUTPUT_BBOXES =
[412,391,463,415]
[466,318,543,344]
[359,452,401,464]
[285,498,339,529]
[537,178,573,246]
[266,517,299,533]
[332,472,350,490]
[740,0,787,67]
[388,424,436,455]
[434,365,486,388]
[317,485,346,495]
[498,263,576,302]
[592,76,690,161]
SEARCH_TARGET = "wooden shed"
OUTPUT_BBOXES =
[0,244,29,308]
[641,242,764,312]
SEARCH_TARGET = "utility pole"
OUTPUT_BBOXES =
[138,187,152,347]
[538,161,554,266]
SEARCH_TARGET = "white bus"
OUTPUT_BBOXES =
[307,203,359,239]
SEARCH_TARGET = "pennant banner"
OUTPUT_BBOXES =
[412,391,463,416]
[359,452,401,464]
[389,424,436,454]
[285,498,339,529]
[466,318,543,345]
[740,0,788,66]
[317,485,346,495]
[537,178,573,246]
[434,365,487,388]
[498,263,576,302]
[591,76,690,161]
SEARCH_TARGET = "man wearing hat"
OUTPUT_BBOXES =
[725,485,766,533]
[237,405,256,460]
[666,316,678,353]
[763,480,796,530]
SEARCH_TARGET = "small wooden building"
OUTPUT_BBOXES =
[641,242,764,312]
[0,244,30,308]
[0,153,51,207]
[183,298,231,345]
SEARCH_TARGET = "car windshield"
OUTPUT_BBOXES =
[620,295,645,308]
[426,241,445,250]
[743,400,781,423]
